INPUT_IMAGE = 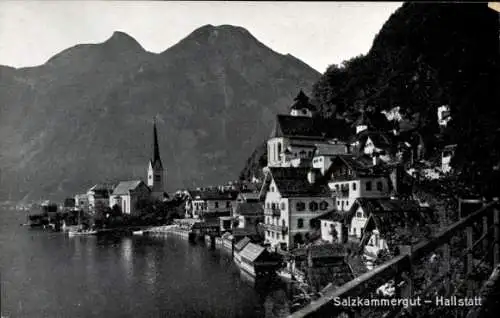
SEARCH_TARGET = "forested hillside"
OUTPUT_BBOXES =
[242,3,500,196]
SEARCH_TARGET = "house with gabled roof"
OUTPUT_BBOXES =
[87,183,116,212]
[267,91,329,168]
[360,203,437,263]
[312,140,350,175]
[233,202,264,231]
[325,155,391,212]
[260,167,334,251]
[238,242,282,278]
[109,180,151,215]
[353,111,373,135]
[318,210,352,244]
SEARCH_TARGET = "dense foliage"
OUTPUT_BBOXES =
[311,3,499,196]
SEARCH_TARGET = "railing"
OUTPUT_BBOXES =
[265,207,281,217]
[264,223,288,233]
[290,199,500,318]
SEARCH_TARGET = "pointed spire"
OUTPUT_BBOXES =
[152,117,163,169]
[290,89,315,111]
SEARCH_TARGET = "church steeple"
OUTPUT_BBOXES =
[148,117,165,196]
[152,118,163,169]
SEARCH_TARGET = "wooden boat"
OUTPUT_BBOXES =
[132,230,144,235]
[68,229,98,237]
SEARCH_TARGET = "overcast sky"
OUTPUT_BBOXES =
[0,1,402,73]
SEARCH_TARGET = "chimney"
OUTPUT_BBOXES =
[307,170,317,184]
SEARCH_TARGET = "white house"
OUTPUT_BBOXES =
[185,189,238,222]
[360,203,436,262]
[109,180,151,215]
[326,155,391,212]
[260,167,334,251]
[441,144,457,174]
[86,183,115,212]
[74,193,89,210]
[318,211,350,244]
[437,105,451,128]
[312,141,350,175]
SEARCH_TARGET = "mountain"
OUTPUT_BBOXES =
[0,25,320,202]
[308,3,499,194]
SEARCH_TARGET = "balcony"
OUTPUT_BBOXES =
[264,223,288,233]
[264,207,281,217]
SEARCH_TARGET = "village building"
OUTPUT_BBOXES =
[267,91,329,168]
[354,111,372,135]
[437,105,451,128]
[233,236,252,265]
[183,189,239,236]
[74,193,89,211]
[441,144,457,174]
[259,167,334,251]
[312,141,350,175]
[237,242,282,278]
[233,202,264,230]
[359,201,437,266]
[109,180,151,215]
[86,183,115,212]
[318,211,351,244]
[325,155,391,212]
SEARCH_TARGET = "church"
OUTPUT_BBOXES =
[109,119,168,215]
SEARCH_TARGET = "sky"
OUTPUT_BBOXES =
[0,1,402,73]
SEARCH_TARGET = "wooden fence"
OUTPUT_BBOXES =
[290,199,500,318]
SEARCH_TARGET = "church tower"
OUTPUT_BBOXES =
[147,119,165,198]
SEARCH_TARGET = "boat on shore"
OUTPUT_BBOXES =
[68,229,98,237]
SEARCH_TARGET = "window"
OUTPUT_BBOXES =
[266,203,270,209]
[297,218,304,229]
[280,202,286,210]
[356,211,363,218]
[267,231,270,237]
[270,186,274,192]
[377,181,383,191]
[301,109,307,115]
[366,181,372,191]
[309,201,318,211]
[352,182,357,191]
[335,184,339,192]
[149,175,152,179]
[278,143,282,156]
[319,201,328,210]
[296,201,305,211]
[226,201,230,208]
[215,202,219,208]
[337,201,340,206]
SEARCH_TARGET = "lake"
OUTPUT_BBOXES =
[0,210,291,318]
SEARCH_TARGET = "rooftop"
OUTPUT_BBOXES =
[239,242,266,263]
[112,180,145,196]
[267,167,331,198]
[235,202,263,216]
[234,236,251,252]
[189,189,238,201]
[290,90,316,111]
[270,115,326,140]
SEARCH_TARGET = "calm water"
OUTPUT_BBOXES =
[0,211,290,318]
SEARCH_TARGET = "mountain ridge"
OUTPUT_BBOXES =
[0,25,320,202]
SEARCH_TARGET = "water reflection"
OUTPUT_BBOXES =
[1,213,297,318]
[121,237,134,280]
